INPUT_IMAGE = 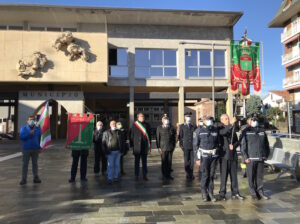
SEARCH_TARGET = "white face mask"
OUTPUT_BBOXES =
[164,119,170,126]
[111,127,117,131]
[206,120,213,127]
[186,117,191,124]
[199,121,204,126]
[251,120,258,128]
[96,125,102,131]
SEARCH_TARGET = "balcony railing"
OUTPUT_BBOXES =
[282,49,300,66]
[283,72,300,89]
[281,24,300,43]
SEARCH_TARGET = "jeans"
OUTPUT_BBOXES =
[22,149,39,181]
[107,150,120,180]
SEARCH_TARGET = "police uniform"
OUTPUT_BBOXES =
[194,123,219,201]
[241,125,270,199]
[218,123,243,199]
[179,121,195,180]
[156,121,176,180]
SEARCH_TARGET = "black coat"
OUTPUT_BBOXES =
[102,129,126,155]
[218,124,239,160]
[156,125,176,152]
[130,121,152,155]
[241,127,270,161]
[93,129,105,151]
[179,124,195,150]
[119,128,129,155]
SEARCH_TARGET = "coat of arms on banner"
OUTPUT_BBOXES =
[66,113,94,150]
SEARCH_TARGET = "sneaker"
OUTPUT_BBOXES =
[202,195,208,202]
[209,193,217,202]
[33,177,42,184]
[232,194,245,200]
[19,179,27,185]
[259,193,270,200]
[68,178,75,183]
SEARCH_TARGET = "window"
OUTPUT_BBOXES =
[185,49,225,78]
[135,49,177,78]
[109,48,128,77]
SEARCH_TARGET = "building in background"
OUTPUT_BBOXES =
[269,0,300,133]
[0,4,242,139]
[263,90,288,117]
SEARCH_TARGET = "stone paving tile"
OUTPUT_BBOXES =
[0,141,300,224]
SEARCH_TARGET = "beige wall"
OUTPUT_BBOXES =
[0,30,108,83]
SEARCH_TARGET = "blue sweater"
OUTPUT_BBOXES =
[19,125,42,150]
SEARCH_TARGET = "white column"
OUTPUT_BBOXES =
[178,86,184,124]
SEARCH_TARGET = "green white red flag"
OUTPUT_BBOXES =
[37,101,51,151]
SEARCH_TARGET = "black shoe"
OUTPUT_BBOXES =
[81,178,88,182]
[143,176,149,181]
[170,168,174,172]
[113,178,119,183]
[217,195,226,201]
[107,179,113,185]
[102,172,106,176]
[33,177,41,184]
[68,178,75,183]
[251,195,259,200]
[168,175,174,180]
[19,179,27,185]
[121,171,126,176]
[259,194,270,200]
[232,194,245,200]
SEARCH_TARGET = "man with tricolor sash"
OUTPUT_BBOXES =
[130,113,152,181]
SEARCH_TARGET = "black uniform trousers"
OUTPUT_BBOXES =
[246,161,264,196]
[219,158,239,197]
[71,150,89,180]
[184,149,194,178]
[94,146,107,174]
[201,154,217,196]
[161,150,172,178]
[135,153,147,177]
[120,155,125,173]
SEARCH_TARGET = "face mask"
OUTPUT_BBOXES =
[28,120,35,127]
[199,121,203,126]
[117,124,122,129]
[164,120,170,126]
[96,125,102,131]
[206,120,213,127]
[251,121,258,128]
[111,127,117,131]
[186,117,191,124]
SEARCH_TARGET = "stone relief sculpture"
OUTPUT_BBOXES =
[16,51,48,77]
[53,31,89,62]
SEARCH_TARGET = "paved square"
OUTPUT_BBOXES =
[0,140,299,224]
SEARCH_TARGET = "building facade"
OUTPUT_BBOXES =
[0,5,242,138]
[269,0,300,133]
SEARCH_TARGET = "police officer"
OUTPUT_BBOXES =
[194,115,219,202]
[156,114,176,180]
[179,112,195,180]
[218,114,244,200]
[241,116,270,200]
[195,118,204,179]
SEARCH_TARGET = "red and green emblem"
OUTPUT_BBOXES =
[66,113,94,150]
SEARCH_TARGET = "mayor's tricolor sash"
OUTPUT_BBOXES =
[134,121,151,152]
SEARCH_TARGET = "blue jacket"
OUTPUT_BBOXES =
[19,125,42,150]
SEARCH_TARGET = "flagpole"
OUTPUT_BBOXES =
[211,43,215,118]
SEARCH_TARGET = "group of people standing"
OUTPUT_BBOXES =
[19,111,271,202]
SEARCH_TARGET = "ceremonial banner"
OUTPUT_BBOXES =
[230,37,261,96]
[66,113,94,150]
[37,101,51,151]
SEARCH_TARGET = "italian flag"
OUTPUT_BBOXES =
[38,101,51,151]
